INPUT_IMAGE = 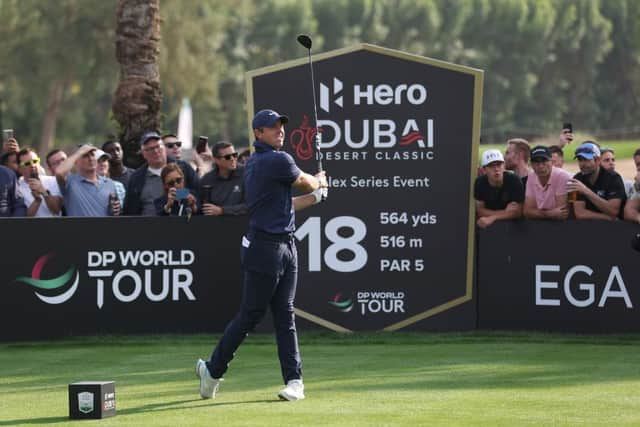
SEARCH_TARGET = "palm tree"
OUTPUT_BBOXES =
[112,0,162,168]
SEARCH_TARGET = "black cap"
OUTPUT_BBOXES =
[139,131,162,146]
[530,145,552,161]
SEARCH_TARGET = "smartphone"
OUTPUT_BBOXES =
[196,136,209,154]
[562,122,573,133]
[3,129,14,142]
[176,188,190,200]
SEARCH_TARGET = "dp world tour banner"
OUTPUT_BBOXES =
[247,44,483,331]
[0,217,245,341]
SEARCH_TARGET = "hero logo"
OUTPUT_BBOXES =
[320,78,343,112]
[319,77,427,112]
[535,265,633,308]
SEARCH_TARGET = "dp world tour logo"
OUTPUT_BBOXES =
[15,253,79,304]
[328,293,353,312]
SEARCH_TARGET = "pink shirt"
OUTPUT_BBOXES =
[526,167,571,210]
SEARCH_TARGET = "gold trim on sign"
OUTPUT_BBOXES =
[295,308,352,333]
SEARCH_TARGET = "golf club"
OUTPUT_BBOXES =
[297,34,323,174]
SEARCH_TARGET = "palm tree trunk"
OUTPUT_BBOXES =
[40,77,68,155]
[112,0,162,168]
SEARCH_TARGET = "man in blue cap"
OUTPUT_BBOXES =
[567,141,626,220]
[196,109,327,402]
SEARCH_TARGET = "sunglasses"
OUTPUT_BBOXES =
[165,142,182,149]
[165,177,183,187]
[20,158,40,167]
[217,152,239,161]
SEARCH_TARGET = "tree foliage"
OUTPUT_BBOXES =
[0,0,638,152]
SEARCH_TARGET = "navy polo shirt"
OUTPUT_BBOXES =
[245,140,301,234]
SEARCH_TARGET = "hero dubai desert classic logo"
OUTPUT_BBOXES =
[15,252,79,304]
[290,76,435,162]
[328,292,353,313]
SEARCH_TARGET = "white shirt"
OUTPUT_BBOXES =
[17,175,62,217]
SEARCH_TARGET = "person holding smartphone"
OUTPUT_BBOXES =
[559,122,574,148]
[2,129,20,154]
[16,148,63,217]
[155,163,198,216]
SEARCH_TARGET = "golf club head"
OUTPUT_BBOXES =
[297,34,312,50]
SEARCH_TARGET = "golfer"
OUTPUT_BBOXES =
[196,109,328,401]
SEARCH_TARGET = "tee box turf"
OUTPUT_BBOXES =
[68,381,116,419]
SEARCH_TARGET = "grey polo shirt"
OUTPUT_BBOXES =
[63,173,119,217]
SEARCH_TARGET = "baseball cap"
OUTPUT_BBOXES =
[74,143,96,154]
[481,149,504,167]
[252,109,289,129]
[94,149,111,161]
[574,141,601,160]
[139,131,162,146]
[530,145,552,161]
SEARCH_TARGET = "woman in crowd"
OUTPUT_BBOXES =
[155,163,198,216]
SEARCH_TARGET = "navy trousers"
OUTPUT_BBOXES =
[207,231,302,384]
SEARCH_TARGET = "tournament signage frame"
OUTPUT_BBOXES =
[247,44,483,331]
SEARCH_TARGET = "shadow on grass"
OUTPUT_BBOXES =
[0,398,281,425]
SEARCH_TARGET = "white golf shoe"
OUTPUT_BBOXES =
[195,358,222,399]
[278,379,305,401]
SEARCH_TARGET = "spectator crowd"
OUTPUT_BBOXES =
[2,123,640,226]
[0,131,249,219]
[475,124,640,227]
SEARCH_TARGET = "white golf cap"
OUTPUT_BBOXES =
[94,149,111,162]
[481,149,504,167]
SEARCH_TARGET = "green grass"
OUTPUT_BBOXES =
[2,333,640,426]
[480,139,640,160]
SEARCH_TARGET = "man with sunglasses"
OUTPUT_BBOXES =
[162,134,182,160]
[198,142,247,216]
[124,131,198,216]
[196,109,328,403]
[16,148,63,217]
